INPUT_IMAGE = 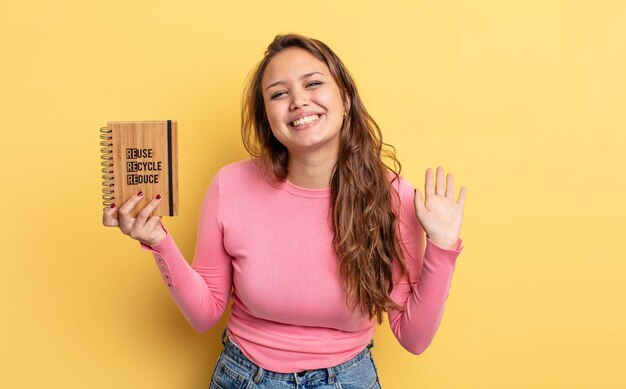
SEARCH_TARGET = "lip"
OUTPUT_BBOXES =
[288,111,323,125]
[288,112,323,130]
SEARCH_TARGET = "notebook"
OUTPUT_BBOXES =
[100,120,178,217]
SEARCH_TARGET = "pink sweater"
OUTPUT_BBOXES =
[139,158,463,373]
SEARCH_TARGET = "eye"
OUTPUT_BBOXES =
[307,81,322,87]
[270,91,287,99]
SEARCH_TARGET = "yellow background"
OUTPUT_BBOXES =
[1,0,624,387]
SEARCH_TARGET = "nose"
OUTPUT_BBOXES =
[289,86,309,110]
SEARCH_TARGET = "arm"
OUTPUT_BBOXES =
[387,178,464,354]
[139,171,232,332]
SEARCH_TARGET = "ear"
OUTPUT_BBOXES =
[343,94,352,113]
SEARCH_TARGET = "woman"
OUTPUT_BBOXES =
[102,33,466,388]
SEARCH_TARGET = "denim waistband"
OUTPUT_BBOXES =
[219,328,375,384]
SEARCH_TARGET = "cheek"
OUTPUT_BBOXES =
[264,105,288,138]
[264,104,281,126]
[267,97,288,113]
[317,89,343,113]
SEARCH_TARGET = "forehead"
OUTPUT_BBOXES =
[262,48,330,87]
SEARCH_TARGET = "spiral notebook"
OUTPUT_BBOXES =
[100,120,178,217]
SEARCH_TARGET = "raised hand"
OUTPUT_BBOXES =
[413,167,466,250]
[102,191,167,246]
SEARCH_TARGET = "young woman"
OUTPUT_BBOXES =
[103,33,466,388]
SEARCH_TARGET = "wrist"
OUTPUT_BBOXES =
[427,235,458,250]
[142,232,167,247]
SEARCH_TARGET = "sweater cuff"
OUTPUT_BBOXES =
[425,237,464,266]
[138,223,185,290]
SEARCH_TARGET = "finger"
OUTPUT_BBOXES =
[425,168,435,197]
[446,173,454,199]
[118,191,146,219]
[457,186,467,207]
[133,195,163,231]
[414,188,426,214]
[102,204,120,227]
[117,191,145,231]
[436,166,444,196]
[143,215,163,234]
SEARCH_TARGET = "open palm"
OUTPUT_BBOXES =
[414,166,467,250]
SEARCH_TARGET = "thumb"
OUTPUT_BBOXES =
[414,188,426,215]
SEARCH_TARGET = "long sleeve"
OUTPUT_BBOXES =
[138,171,233,332]
[387,177,464,354]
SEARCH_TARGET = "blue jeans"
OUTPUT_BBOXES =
[209,328,382,388]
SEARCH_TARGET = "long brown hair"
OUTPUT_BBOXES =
[241,33,409,324]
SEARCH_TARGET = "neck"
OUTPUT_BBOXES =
[287,148,338,189]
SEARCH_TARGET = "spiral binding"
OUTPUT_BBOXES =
[100,126,114,210]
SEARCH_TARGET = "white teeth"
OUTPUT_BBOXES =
[291,114,320,127]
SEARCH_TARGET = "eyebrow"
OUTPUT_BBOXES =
[265,72,325,91]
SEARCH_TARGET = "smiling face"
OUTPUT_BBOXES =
[261,47,346,158]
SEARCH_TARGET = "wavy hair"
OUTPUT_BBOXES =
[241,33,409,324]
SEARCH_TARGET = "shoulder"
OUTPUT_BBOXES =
[212,157,272,197]
[214,157,263,184]
[217,157,258,176]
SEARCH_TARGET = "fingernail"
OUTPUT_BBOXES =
[110,203,116,209]
[137,191,143,197]
[156,194,161,200]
